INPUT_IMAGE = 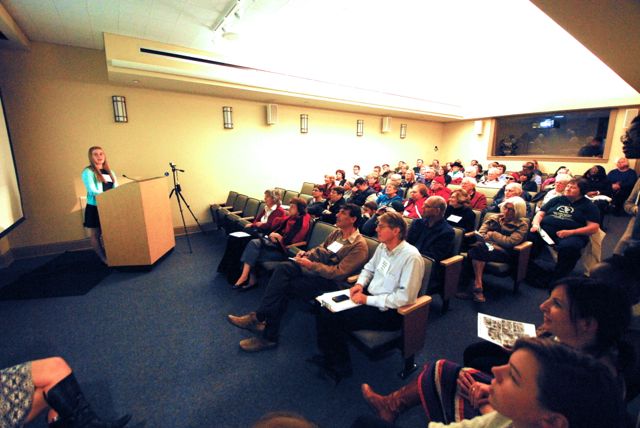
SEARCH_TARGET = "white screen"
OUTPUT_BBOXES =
[0,91,24,238]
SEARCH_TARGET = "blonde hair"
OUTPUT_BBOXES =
[86,146,114,184]
[500,196,526,219]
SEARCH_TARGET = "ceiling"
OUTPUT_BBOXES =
[1,0,639,120]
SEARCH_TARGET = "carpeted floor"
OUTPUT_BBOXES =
[0,214,636,427]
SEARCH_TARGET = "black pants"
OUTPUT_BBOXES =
[316,304,402,368]
[529,231,587,280]
[463,340,511,374]
[256,261,339,342]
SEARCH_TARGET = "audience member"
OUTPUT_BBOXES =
[319,174,335,199]
[536,173,571,210]
[349,178,375,206]
[227,204,368,352]
[460,177,487,210]
[252,411,318,428]
[540,166,570,190]
[447,161,464,184]
[309,212,425,384]
[528,179,600,285]
[401,170,417,189]
[428,176,452,199]
[380,164,392,179]
[486,182,530,215]
[245,189,285,233]
[307,185,326,217]
[320,186,346,224]
[436,166,452,185]
[407,196,455,264]
[233,198,311,290]
[402,184,428,219]
[522,161,542,187]
[418,167,436,187]
[342,181,353,201]
[413,158,424,174]
[444,189,476,233]
[0,356,131,428]
[358,201,378,232]
[335,169,346,186]
[518,170,538,193]
[478,167,503,188]
[583,165,613,225]
[367,174,382,193]
[348,165,362,183]
[457,197,528,303]
[376,183,402,208]
[607,157,637,215]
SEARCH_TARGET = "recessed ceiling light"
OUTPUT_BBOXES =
[222,32,240,41]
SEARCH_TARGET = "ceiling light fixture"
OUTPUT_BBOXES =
[211,0,251,41]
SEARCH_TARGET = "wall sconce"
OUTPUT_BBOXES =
[112,96,128,123]
[223,106,233,129]
[400,123,407,139]
[356,120,364,137]
[474,120,484,136]
[300,114,308,134]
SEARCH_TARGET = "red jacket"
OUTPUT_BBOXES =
[271,213,312,249]
[469,190,487,210]
[403,196,427,219]
[428,187,452,199]
[252,205,286,232]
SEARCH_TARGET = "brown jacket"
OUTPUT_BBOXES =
[479,214,528,252]
[304,229,369,281]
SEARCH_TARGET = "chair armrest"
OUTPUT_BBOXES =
[240,216,256,221]
[464,231,475,239]
[346,274,359,284]
[286,241,306,249]
[229,210,242,215]
[398,295,432,315]
[514,241,532,252]
[288,246,303,257]
[440,255,464,301]
[514,241,533,282]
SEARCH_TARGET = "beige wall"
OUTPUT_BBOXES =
[0,42,443,250]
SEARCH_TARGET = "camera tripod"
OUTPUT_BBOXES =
[168,162,205,253]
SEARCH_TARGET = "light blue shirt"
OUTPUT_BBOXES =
[356,240,424,310]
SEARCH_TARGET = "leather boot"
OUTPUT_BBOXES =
[361,381,420,423]
[44,373,131,428]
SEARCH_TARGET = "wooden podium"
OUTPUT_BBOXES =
[97,177,175,267]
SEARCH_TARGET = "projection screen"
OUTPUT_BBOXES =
[0,89,24,239]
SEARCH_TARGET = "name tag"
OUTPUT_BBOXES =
[447,214,462,223]
[377,258,391,276]
[102,174,113,183]
[327,241,344,253]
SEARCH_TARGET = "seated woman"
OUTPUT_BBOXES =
[458,197,527,302]
[335,169,346,186]
[400,170,417,190]
[583,165,613,225]
[360,276,632,425]
[0,357,130,428]
[367,174,382,193]
[234,198,311,289]
[518,170,538,193]
[402,183,428,219]
[540,166,570,190]
[444,189,476,232]
[358,201,378,234]
[244,189,285,233]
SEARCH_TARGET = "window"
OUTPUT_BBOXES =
[491,108,615,159]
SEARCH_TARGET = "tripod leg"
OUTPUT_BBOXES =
[172,188,193,253]
[178,191,206,235]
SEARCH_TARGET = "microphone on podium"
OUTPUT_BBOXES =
[164,172,170,177]
[122,174,140,182]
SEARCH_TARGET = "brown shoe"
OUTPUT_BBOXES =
[239,337,277,352]
[227,312,266,335]
[361,382,420,423]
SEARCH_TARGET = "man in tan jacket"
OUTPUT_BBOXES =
[227,203,369,352]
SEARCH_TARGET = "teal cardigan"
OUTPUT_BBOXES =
[82,167,118,206]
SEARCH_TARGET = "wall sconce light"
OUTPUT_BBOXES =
[223,106,233,129]
[300,114,308,134]
[112,96,128,123]
[474,120,484,136]
[356,120,364,137]
[400,123,407,139]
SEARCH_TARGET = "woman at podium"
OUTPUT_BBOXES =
[81,146,118,264]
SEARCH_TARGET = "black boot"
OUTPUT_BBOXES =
[44,373,131,428]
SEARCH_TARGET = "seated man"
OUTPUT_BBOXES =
[460,177,487,210]
[607,156,637,215]
[309,212,425,382]
[306,185,326,218]
[417,166,435,188]
[349,177,375,206]
[407,195,455,264]
[528,178,600,283]
[486,181,532,215]
[536,173,571,210]
[479,167,503,188]
[320,186,345,224]
[227,204,369,352]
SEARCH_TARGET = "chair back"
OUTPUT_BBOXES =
[241,198,261,218]
[299,193,313,203]
[419,256,434,296]
[274,187,287,199]
[232,194,248,212]
[451,227,464,256]
[363,236,379,260]
[306,221,337,249]
[300,182,316,195]
[283,190,300,205]
[225,191,238,207]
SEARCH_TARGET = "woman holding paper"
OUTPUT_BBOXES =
[444,189,476,233]
[81,146,118,264]
[358,277,632,425]
[457,197,528,303]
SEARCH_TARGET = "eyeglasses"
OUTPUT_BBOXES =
[505,177,515,181]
